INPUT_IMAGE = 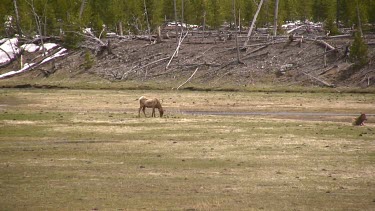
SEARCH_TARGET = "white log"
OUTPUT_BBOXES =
[166,31,189,69]
[176,67,199,90]
[315,40,335,51]
[243,0,264,48]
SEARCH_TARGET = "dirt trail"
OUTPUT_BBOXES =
[182,111,375,117]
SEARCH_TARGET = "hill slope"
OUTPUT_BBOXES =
[1,32,374,90]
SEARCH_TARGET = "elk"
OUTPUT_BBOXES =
[138,96,164,117]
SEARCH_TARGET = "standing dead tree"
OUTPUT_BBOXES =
[79,0,87,21]
[26,0,46,54]
[13,0,23,36]
[174,0,178,43]
[143,0,152,44]
[233,0,241,64]
[273,0,279,37]
[243,0,264,48]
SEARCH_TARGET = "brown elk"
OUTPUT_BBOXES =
[138,96,164,117]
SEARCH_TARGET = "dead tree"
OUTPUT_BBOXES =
[78,30,112,55]
[13,0,22,36]
[273,0,279,36]
[232,0,241,63]
[356,1,363,37]
[79,0,87,21]
[315,40,335,51]
[174,0,178,42]
[143,0,152,44]
[243,0,264,48]
[176,67,199,90]
[26,0,46,55]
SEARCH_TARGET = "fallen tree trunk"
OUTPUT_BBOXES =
[315,40,335,51]
[176,63,220,67]
[301,71,335,87]
[246,40,288,47]
[245,45,268,55]
[121,56,170,80]
[242,51,269,60]
[166,31,189,69]
[325,34,352,39]
[176,67,199,90]
[287,25,304,34]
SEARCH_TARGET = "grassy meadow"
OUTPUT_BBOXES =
[0,88,374,210]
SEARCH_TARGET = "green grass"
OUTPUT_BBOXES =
[0,89,374,210]
[2,75,375,93]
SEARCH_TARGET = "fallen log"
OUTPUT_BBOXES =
[134,35,157,42]
[318,65,337,75]
[315,40,335,51]
[166,31,189,69]
[245,45,268,55]
[245,40,288,47]
[326,34,352,39]
[176,67,199,90]
[121,56,169,80]
[287,25,305,34]
[175,63,220,67]
[242,51,269,60]
[301,71,335,87]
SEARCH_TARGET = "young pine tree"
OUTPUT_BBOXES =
[350,32,368,68]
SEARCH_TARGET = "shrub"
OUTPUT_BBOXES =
[84,50,94,70]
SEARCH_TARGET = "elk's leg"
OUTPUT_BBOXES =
[152,107,155,117]
[138,106,142,117]
[142,106,147,117]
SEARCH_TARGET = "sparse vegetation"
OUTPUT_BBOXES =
[0,89,374,210]
[83,50,95,70]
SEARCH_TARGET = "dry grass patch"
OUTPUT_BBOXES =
[0,89,374,210]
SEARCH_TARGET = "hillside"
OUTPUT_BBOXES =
[1,30,374,90]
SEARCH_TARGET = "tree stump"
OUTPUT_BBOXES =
[352,113,367,126]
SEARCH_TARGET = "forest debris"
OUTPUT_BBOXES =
[166,31,189,69]
[318,65,337,75]
[245,45,268,55]
[301,70,335,87]
[287,25,304,34]
[326,34,352,39]
[315,40,335,51]
[121,56,169,80]
[176,67,199,90]
[242,51,269,60]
